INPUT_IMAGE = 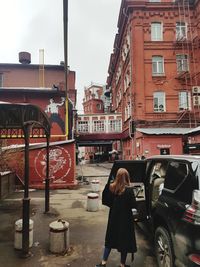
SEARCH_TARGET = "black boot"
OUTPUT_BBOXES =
[95,263,106,267]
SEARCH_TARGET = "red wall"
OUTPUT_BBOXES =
[0,91,66,139]
[4,141,76,189]
[136,134,183,158]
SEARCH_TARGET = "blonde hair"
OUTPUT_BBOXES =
[110,168,130,195]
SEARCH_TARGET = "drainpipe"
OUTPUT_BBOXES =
[128,21,135,159]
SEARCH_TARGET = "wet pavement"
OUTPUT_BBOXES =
[0,162,157,267]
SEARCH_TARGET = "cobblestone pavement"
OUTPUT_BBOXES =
[0,162,157,267]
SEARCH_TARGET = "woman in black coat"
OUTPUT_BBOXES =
[96,168,137,267]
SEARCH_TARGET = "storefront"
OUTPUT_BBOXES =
[135,128,190,158]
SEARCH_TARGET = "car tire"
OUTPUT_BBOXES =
[155,226,174,267]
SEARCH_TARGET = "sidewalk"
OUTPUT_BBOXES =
[0,163,157,267]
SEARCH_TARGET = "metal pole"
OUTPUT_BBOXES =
[63,0,68,98]
[22,125,30,257]
[45,136,50,213]
[63,0,69,138]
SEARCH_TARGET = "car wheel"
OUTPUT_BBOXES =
[155,226,174,267]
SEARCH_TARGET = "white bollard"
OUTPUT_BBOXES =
[87,193,99,212]
[91,179,100,192]
[49,220,69,254]
[14,219,34,250]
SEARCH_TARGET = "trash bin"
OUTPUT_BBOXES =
[91,179,100,192]
[49,219,69,254]
[14,219,34,250]
[87,193,99,211]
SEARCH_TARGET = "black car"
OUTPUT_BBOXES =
[108,155,200,267]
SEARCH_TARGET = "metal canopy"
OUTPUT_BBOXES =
[0,102,50,138]
[0,102,51,258]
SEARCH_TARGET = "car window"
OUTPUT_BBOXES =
[164,161,196,203]
[149,161,168,184]
[164,161,188,191]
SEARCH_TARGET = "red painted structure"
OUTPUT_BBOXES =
[4,140,75,189]
[0,58,77,188]
[83,84,105,114]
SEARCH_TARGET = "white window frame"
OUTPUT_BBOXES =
[176,22,187,40]
[152,56,164,75]
[153,92,166,112]
[78,121,89,133]
[93,120,105,132]
[179,91,191,111]
[176,54,189,72]
[151,22,163,41]
[108,119,122,132]
[125,103,131,121]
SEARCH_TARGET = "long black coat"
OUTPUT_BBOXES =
[104,186,137,253]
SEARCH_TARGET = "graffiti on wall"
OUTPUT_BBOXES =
[45,97,65,134]
[34,146,72,183]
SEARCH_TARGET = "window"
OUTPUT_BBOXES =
[149,0,160,2]
[109,120,122,132]
[176,54,189,72]
[96,103,102,110]
[152,56,164,75]
[153,92,165,112]
[93,120,105,132]
[0,73,3,87]
[179,91,191,110]
[164,162,188,191]
[164,161,196,203]
[176,22,187,40]
[151,22,163,41]
[125,102,131,120]
[78,121,89,133]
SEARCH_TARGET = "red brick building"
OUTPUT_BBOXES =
[0,52,76,141]
[107,0,200,159]
[0,52,77,188]
[83,84,105,114]
[78,83,122,161]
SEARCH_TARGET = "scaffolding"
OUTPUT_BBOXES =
[174,0,200,126]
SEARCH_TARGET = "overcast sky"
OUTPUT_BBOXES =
[0,0,121,113]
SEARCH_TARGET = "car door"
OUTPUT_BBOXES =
[108,160,148,221]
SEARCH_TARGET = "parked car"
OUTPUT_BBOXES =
[107,155,200,267]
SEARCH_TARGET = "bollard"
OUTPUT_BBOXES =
[87,193,99,212]
[14,219,34,250]
[49,219,69,254]
[91,179,100,192]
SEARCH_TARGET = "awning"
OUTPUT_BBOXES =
[186,126,200,135]
[77,140,113,147]
[137,128,190,135]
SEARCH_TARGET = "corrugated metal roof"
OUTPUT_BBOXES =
[186,126,200,134]
[137,128,190,135]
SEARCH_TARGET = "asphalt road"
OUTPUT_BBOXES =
[77,162,158,267]
[0,161,158,267]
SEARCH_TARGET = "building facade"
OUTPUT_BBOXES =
[0,53,76,141]
[77,83,122,161]
[0,52,77,188]
[107,0,200,159]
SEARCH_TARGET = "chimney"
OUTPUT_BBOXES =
[19,52,31,64]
